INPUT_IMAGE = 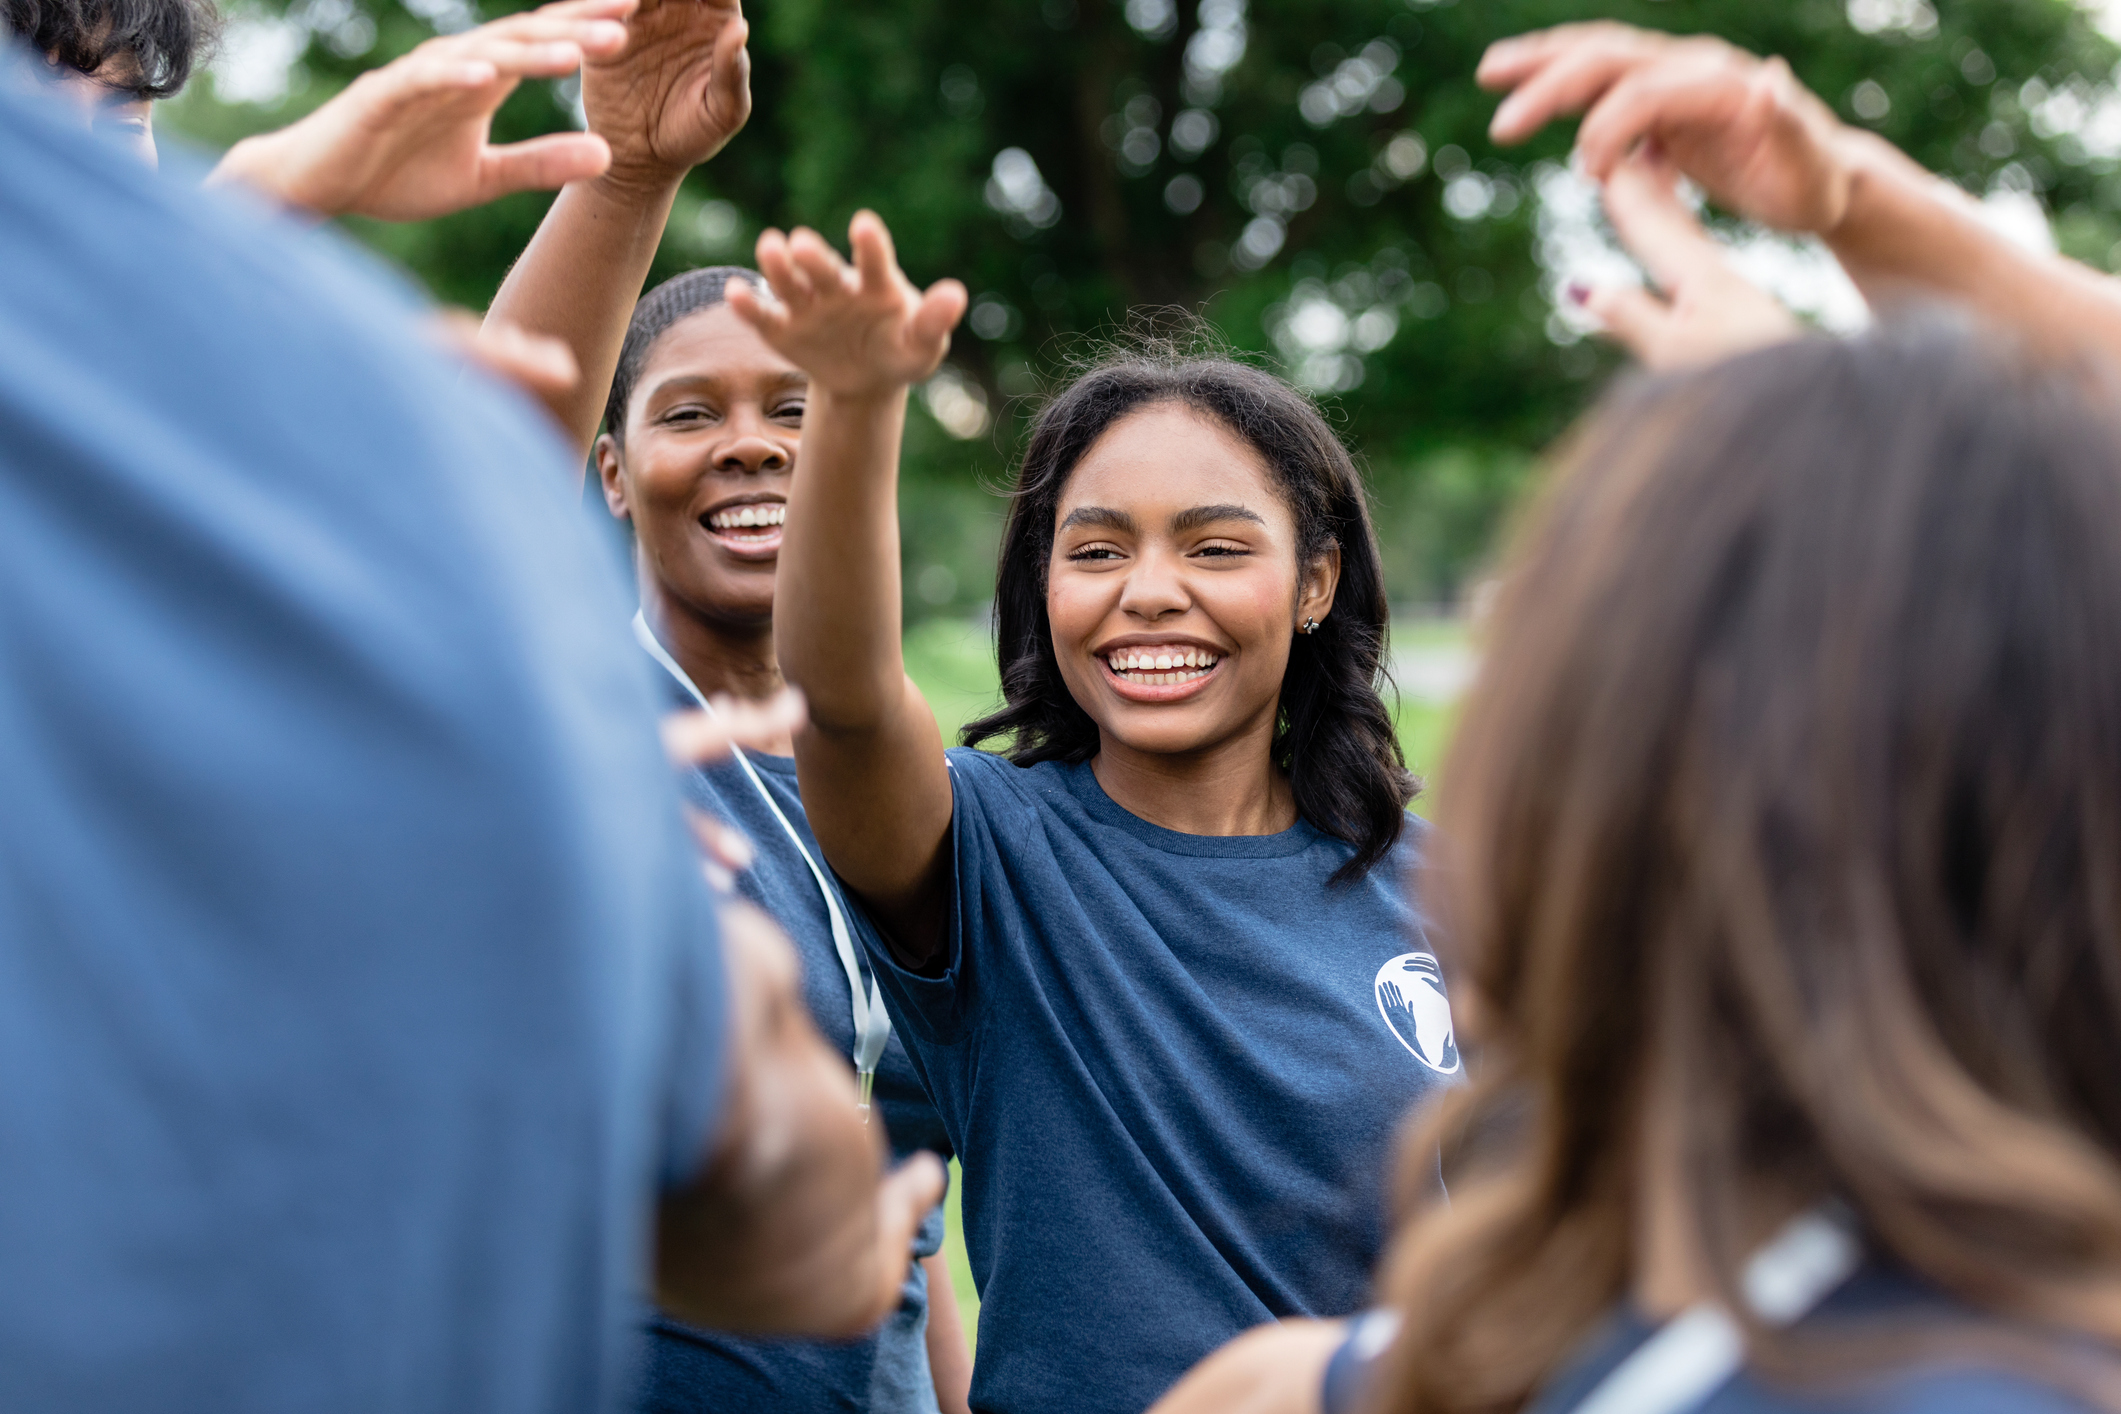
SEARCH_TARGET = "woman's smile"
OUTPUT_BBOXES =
[1097,640,1226,702]
[701,496,787,560]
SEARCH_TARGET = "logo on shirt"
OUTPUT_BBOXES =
[1375,953,1459,1074]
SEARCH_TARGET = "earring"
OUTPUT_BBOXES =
[1300,617,1320,635]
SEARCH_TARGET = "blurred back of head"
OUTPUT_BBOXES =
[5,0,218,97]
[1378,325,2121,1411]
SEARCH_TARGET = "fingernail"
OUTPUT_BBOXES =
[703,862,735,895]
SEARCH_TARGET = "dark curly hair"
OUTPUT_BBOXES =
[7,0,220,98]
[962,350,1416,882]
[602,265,761,444]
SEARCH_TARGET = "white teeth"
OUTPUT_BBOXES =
[708,504,787,531]
[1105,647,1220,682]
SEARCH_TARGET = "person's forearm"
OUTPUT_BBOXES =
[487,173,683,460]
[923,1252,973,1414]
[773,388,915,734]
[1827,135,2121,365]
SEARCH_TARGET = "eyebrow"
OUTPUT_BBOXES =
[1171,503,1267,533]
[1058,503,1269,536]
[1058,506,1136,534]
[645,369,809,403]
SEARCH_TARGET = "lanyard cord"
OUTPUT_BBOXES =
[1569,1206,1861,1414]
[633,613,893,1116]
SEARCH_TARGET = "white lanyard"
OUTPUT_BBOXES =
[1570,1206,1861,1414]
[634,612,893,1117]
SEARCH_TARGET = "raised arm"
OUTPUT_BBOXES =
[1479,22,2121,365]
[723,213,968,963]
[485,0,753,457]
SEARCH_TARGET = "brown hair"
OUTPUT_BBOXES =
[1372,326,2121,1412]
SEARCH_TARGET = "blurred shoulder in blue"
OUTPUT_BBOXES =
[0,51,726,1414]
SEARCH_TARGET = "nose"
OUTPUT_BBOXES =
[1116,545,1191,621]
[714,433,788,476]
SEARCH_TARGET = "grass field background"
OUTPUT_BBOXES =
[900,614,1470,1348]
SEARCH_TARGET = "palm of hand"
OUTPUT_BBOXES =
[585,0,746,180]
[352,89,510,219]
[783,278,944,395]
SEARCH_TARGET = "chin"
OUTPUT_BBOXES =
[1092,705,1242,758]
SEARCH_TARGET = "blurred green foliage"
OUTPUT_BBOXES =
[166,0,2121,616]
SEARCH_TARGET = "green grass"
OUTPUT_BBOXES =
[903,615,1469,1349]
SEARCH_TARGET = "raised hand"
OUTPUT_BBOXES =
[206,0,635,221]
[583,0,751,192]
[1573,148,1800,370]
[1479,22,1855,237]
[725,212,968,399]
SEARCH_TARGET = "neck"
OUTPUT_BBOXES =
[640,577,795,755]
[1089,709,1294,837]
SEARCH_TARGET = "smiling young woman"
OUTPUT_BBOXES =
[731,213,1460,1414]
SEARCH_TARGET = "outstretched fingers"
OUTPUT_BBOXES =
[1579,283,1678,362]
[1487,44,1649,144]
[910,279,968,353]
[848,210,901,296]
[476,130,613,200]
[1599,151,1725,295]
[1477,22,1646,90]
[788,226,855,300]
[721,278,788,342]
[1573,59,1756,181]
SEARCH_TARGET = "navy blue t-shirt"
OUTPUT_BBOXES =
[864,748,1459,1414]
[636,655,952,1414]
[0,70,727,1414]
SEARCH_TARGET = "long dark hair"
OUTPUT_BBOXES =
[963,350,1415,881]
[1372,325,2121,1412]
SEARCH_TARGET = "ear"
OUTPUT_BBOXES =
[594,433,632,521]
[1297,541,1342,632]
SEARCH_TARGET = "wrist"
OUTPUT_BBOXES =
[810,383,912,414]
[1820,130,1924,256]
[207,130,335,216]
[589,161,689,209]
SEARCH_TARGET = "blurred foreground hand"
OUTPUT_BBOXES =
[206,0,634,220]
[661,689,806,894]
[660,900,945,1334]
[1480,21,1857,237]
[429,312,580,402]
[1575,148,1801,371]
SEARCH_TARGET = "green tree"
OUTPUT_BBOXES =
[166,0,2121,614]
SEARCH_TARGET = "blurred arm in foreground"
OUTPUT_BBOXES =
[484,0,754,459]
[665,899,944,1333]
[1480,22,2121,366]
[657,690,946,1335]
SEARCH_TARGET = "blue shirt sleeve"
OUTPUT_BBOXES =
[852,748,1029,1046]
